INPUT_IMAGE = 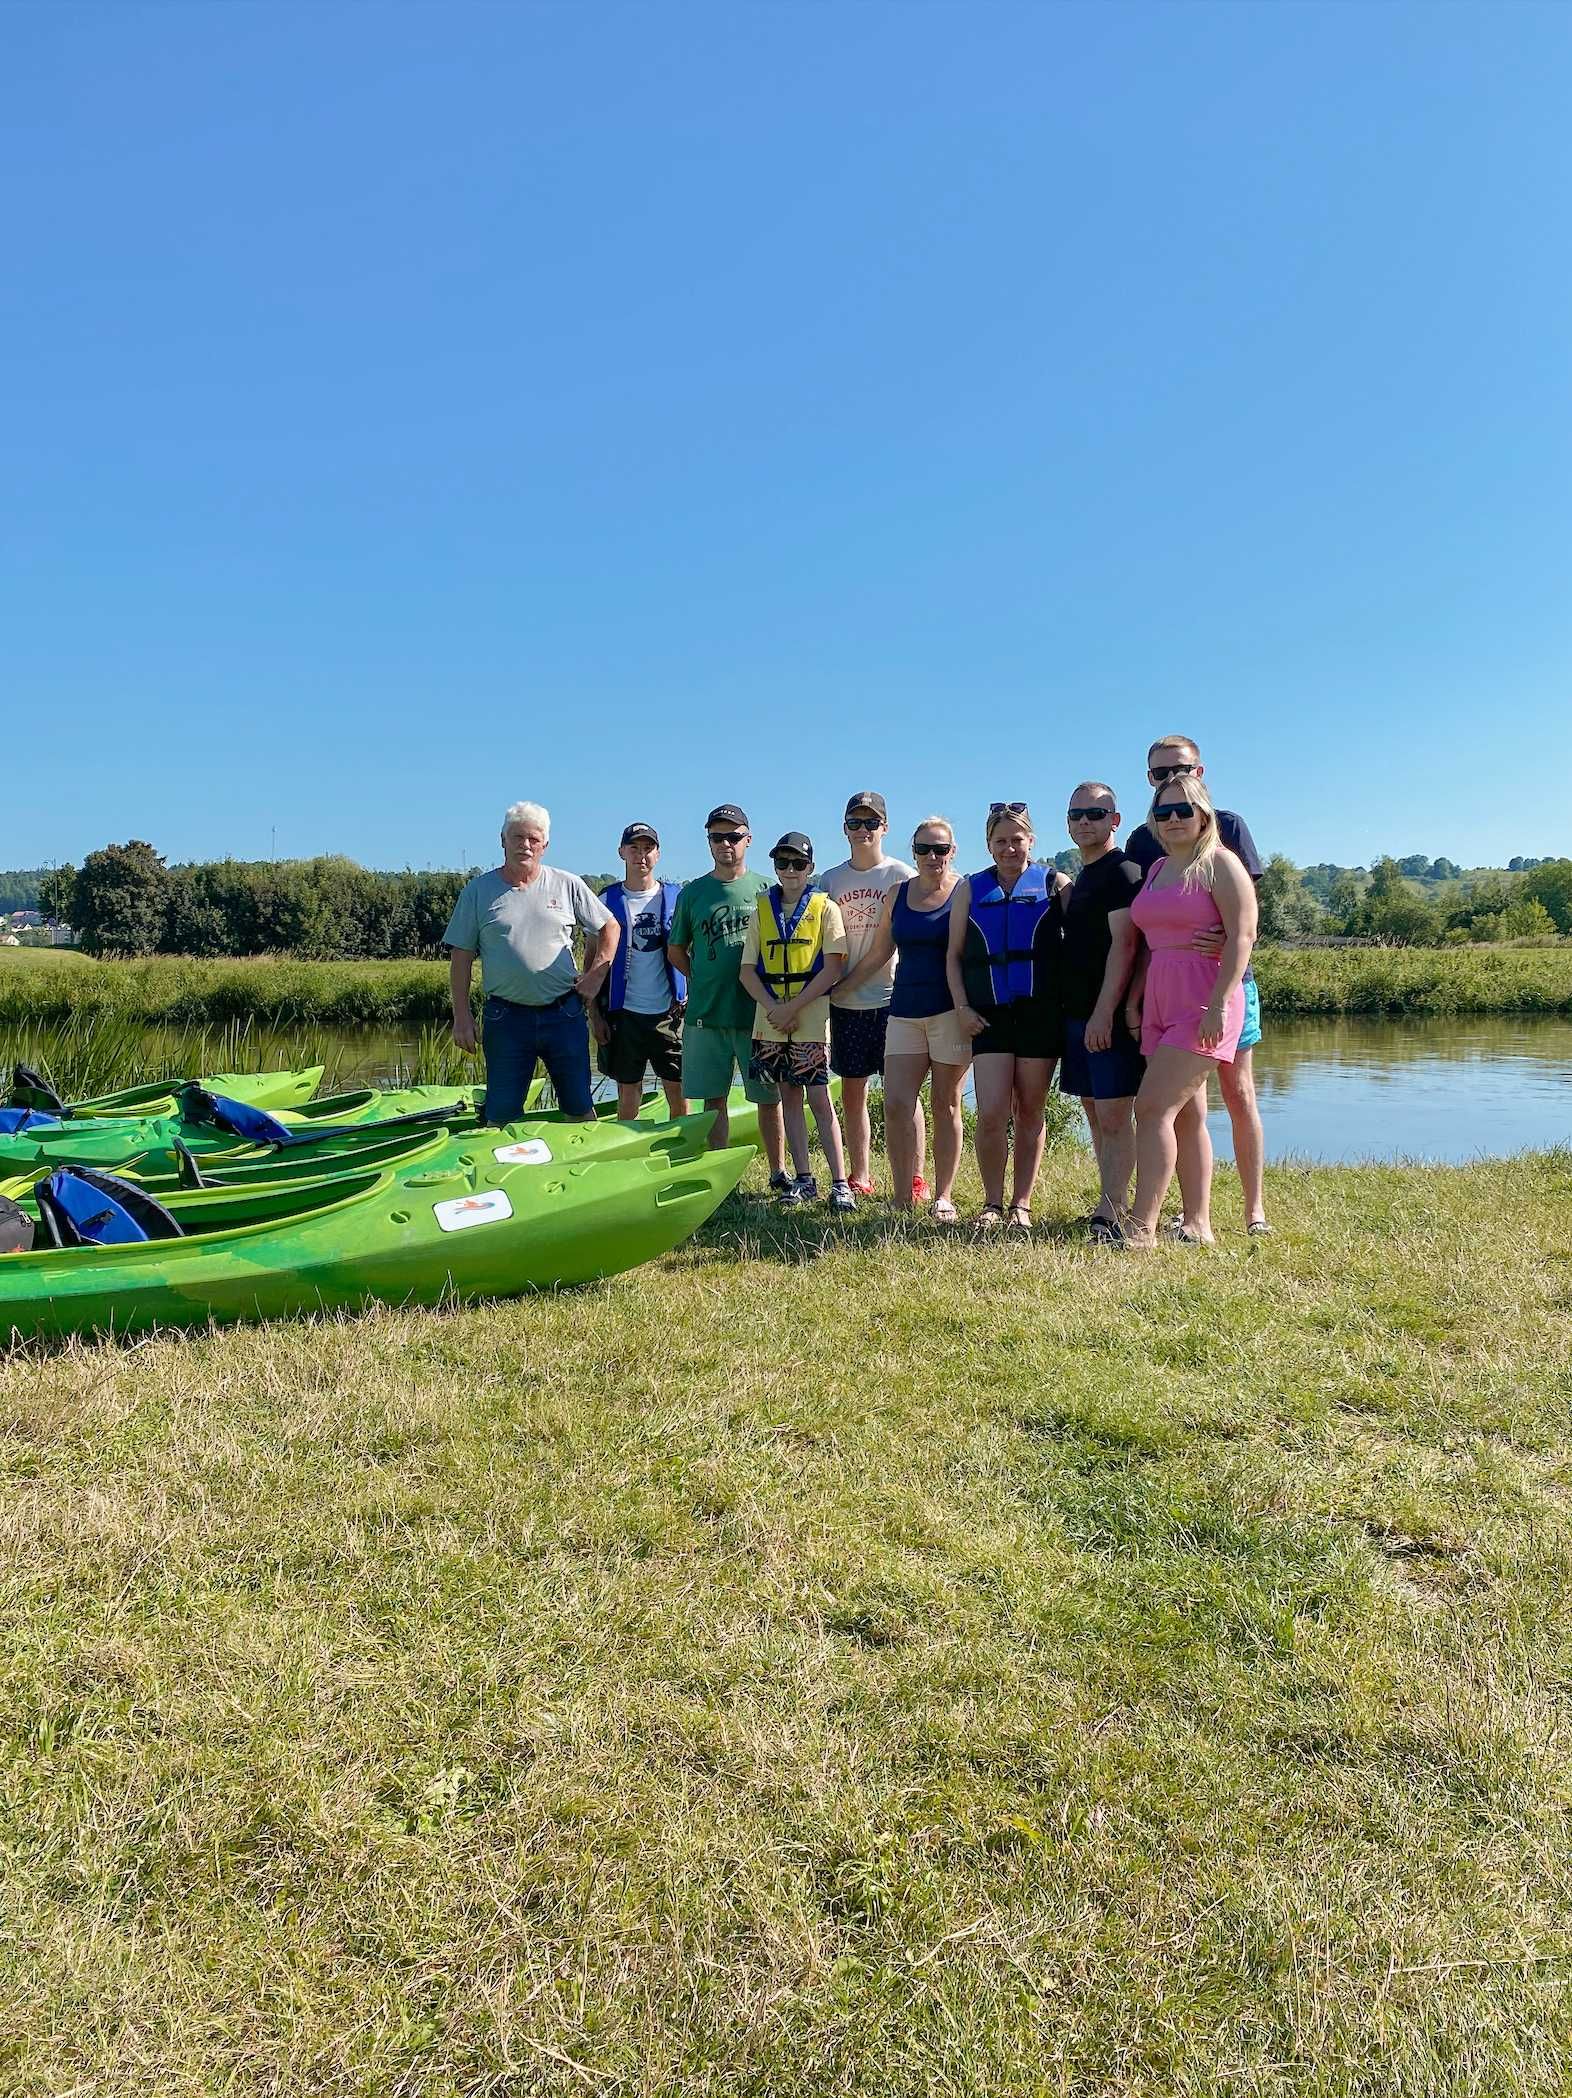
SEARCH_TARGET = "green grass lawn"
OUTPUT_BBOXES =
[5,1146,1572,2093]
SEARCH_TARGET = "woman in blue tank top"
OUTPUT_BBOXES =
[834,816,967,1222]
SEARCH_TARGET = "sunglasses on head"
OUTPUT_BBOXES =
[772,855,810,872]
[1154,801,1196,823]
[845,814,881,831]
[708,830,747,845]
[1148,762,1195,782]
[913,840,952,856]
[1067,805,1114,822]
[989,800,1029,816]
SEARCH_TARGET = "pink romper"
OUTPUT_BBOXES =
[1129,857,1246,1063]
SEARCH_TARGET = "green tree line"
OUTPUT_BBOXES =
[35,841,1572,958]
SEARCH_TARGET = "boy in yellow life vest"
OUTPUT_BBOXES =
[740,833,856,1211]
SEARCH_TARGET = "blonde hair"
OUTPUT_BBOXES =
[1148,773,1220,893]
[912,813,955,847]
[985,804,1034,842]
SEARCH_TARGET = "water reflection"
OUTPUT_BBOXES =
[1209,1016,1572,1164]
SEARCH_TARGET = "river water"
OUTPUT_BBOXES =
[290,1015,1572,1165]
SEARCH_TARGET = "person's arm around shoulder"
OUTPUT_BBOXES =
[835,885,899,1003]
[945,879,986,1039]
[1197,854,1258,1050]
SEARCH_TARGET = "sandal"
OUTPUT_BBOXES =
[1006,1203,1033,1236]
[931,1196,960,1226]
[1247,1219,1273,1238]
[972,1204,1005,1237]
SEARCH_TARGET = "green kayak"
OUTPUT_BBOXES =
[0,1079,527,1173]
[1,1140,751,1342]
[6,1102,720,1207]
[14,1065,328,1120]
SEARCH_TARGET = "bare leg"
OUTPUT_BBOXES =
[971,1055,1016,1209]
[930,1061,967,1204]
[1217,1049,1266,1224]
[1082,1098,1104,1167]
[1091,1096,1136,1219]
[779,1086,812,1178]
[1127,1046,1217,1246]
[704,1094,731,1149]
[757,1100,787,1177]
[883,1053,927,1208]
[662,1079,687,1117]
[616,1079,645,1121]
[808,1087,848,1182]
[1174,1090,1213,1234]
[841,1074,872,1185]
[1008,1058,1054,1210]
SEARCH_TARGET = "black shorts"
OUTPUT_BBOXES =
[829,1004,888,1079]
[971,999,1060,1062]
[597,1007,684,1086]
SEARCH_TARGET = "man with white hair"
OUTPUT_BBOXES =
[444,800,618,1123]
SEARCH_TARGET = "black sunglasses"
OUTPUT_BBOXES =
[845,814,881,831]
[772,855,810,871]
[913,840,952,856]
[707,830,747,845]
[988,800,1029,816]
[1153,802,1196,823]
[1067,805,1114,822]
[1148,762,1195,783]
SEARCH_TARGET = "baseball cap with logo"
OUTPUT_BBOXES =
[844,790,887,820]
[770,832,814,862]
[619,821,660,847]
[705,804,749,831]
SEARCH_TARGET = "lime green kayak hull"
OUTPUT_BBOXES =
[62,1066,326,1119]
[0,1140,750,1342]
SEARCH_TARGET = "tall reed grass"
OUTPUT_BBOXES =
[1255,943,1572,1014]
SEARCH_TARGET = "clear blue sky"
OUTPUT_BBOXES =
[7,0,1570,881]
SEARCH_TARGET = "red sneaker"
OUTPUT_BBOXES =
[912,1176,931,1203]
[848,1176,875,1198]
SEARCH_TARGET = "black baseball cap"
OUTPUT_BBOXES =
[771,831,813,861]
[619,821,660,847]
[844,790,887,820]
[705,804,749,830]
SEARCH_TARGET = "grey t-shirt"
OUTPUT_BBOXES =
[444,866,612,1005]
[821,856,916,1009]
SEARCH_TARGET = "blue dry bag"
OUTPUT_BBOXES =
[0,1107,63,1134]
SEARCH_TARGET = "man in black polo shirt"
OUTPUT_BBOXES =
[1126,734,1269,1234]
[1059,782,1145,1237]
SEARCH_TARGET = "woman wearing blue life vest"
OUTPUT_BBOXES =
[835,816,967,1223]
[946,803,1068,1235]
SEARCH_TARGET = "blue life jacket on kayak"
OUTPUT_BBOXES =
[0,1106,63,1134]
[8,1064,67,1115]
[965,864,1055,1005]
[34,1167,184,1248]
[602,880,686,1012]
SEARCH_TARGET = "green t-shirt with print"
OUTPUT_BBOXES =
[669,870,770,1029]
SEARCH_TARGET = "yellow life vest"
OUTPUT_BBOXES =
[754,887,830,1001]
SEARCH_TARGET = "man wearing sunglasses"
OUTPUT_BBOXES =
[667,805,788,1179]
[819,791,915,1199]
[1125,735,1269,1233]
[1059,784,1145,1236]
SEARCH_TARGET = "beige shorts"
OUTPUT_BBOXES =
[885,1011,973,1066]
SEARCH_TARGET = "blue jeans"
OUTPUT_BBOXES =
[483,992,594,1121]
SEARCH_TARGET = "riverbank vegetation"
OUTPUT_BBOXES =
[5,1146,1572,2092]
[6,940,1572,1029]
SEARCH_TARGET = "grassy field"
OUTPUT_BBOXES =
[5,1144,1572,2093]
[4,941,1571,1026]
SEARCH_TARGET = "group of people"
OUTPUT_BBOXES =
[442,735,1266,1249]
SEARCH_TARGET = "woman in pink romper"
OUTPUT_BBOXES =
[1121,778,1257,1247]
